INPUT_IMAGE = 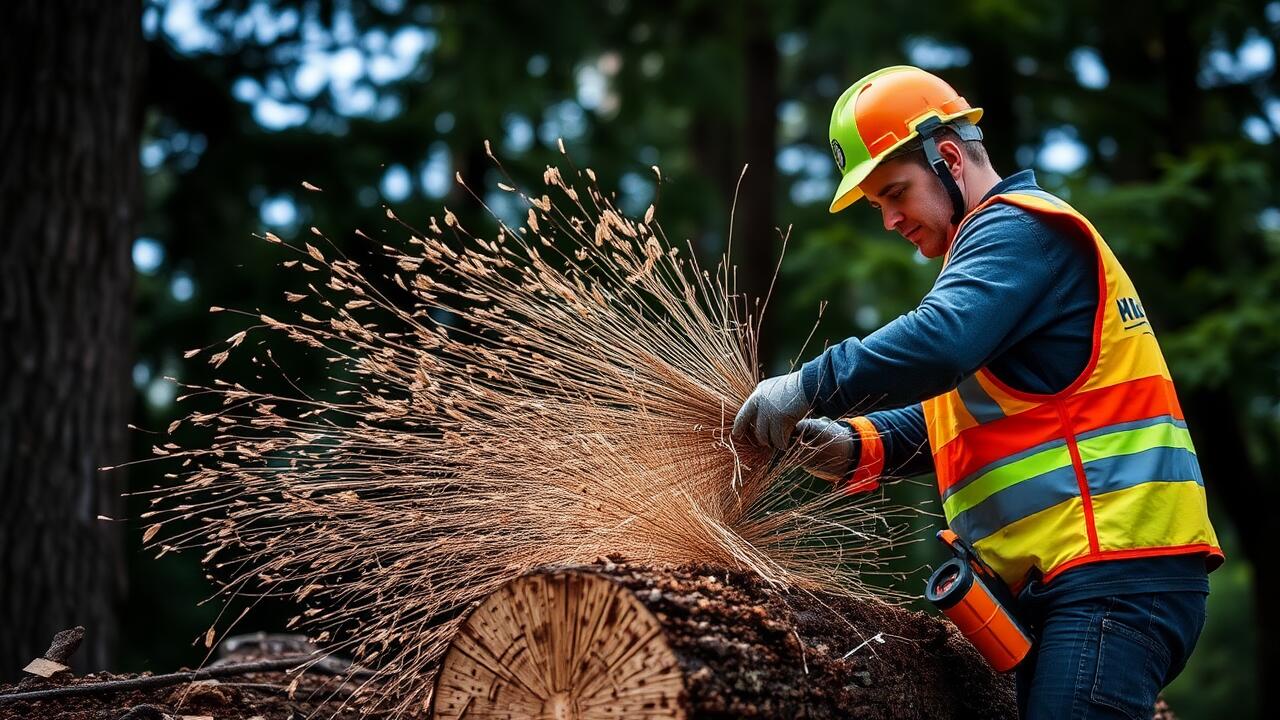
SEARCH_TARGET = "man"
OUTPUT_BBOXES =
[732,65,1222,718]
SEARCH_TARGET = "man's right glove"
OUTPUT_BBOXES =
[731,370,810,450]
[793,417,880,494]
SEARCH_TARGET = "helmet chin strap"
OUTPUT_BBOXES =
[915,116,983,226]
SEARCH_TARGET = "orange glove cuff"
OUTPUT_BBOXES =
[843,416,884,494]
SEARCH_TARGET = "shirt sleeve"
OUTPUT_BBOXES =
[866,404,933,478]
[801,208,1057,419]
[836,404,932,491]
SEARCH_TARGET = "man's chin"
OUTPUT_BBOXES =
[904,232,945,258]
[919,233,955,258]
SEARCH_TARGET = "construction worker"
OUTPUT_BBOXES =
[732,65,1223,718]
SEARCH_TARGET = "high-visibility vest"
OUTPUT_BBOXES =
[921,190,1223,590]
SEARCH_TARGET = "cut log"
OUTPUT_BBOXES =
[433,563,1016,719]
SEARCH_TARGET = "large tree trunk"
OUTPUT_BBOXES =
[433,563,1015,719]
[738,5,780,366]
[960,31,1017,175]
[0,0,142,678]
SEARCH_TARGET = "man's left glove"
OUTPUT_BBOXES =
[792,418,858,482]
[732,370,809,450]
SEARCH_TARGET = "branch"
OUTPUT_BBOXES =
[0,654,326,705]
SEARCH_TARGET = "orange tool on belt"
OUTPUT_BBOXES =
[925,529,1033,672]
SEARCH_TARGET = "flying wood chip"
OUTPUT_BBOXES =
[22,658,69,677]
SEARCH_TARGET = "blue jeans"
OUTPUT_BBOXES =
[1014,585,1207,719]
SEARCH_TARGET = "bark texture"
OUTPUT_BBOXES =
[435,563,1016,719]
[0,0,143,678]
[737,4,781,363]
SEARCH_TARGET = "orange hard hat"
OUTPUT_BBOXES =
[829,66,983,214]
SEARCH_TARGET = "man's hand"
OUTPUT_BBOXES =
[792,418,857,482]
[731,370,809,450]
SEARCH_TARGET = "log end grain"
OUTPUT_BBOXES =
[433,571,687,719]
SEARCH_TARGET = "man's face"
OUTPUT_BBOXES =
[858,157,955,258]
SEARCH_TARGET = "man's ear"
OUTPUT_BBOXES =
[937,138,965,179]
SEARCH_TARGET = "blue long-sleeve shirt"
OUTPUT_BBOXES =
[801,169,1210,596]
[801,170,1096,475]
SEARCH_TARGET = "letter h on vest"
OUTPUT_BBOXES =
[1116,297,1145,323]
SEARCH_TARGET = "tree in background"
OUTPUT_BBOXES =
[0,1,144,677]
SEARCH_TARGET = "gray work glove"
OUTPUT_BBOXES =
[792,418,858,483]
[732,370,810,450]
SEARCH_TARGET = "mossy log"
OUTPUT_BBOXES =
[433,563,1015,719]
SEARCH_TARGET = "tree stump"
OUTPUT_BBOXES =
[433,562,1015,719]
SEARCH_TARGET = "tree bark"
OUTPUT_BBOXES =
[961,32,1017,175]
[0,0,143,678]
[738,5,781,366]
[434,563,1016,719]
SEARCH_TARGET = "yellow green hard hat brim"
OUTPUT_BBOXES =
[829,156,879,214]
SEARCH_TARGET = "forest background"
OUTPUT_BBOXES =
[2,2,1277,718]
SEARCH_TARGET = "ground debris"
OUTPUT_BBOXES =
[0,649,388,720]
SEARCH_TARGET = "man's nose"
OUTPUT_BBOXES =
[882,208,904,232]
